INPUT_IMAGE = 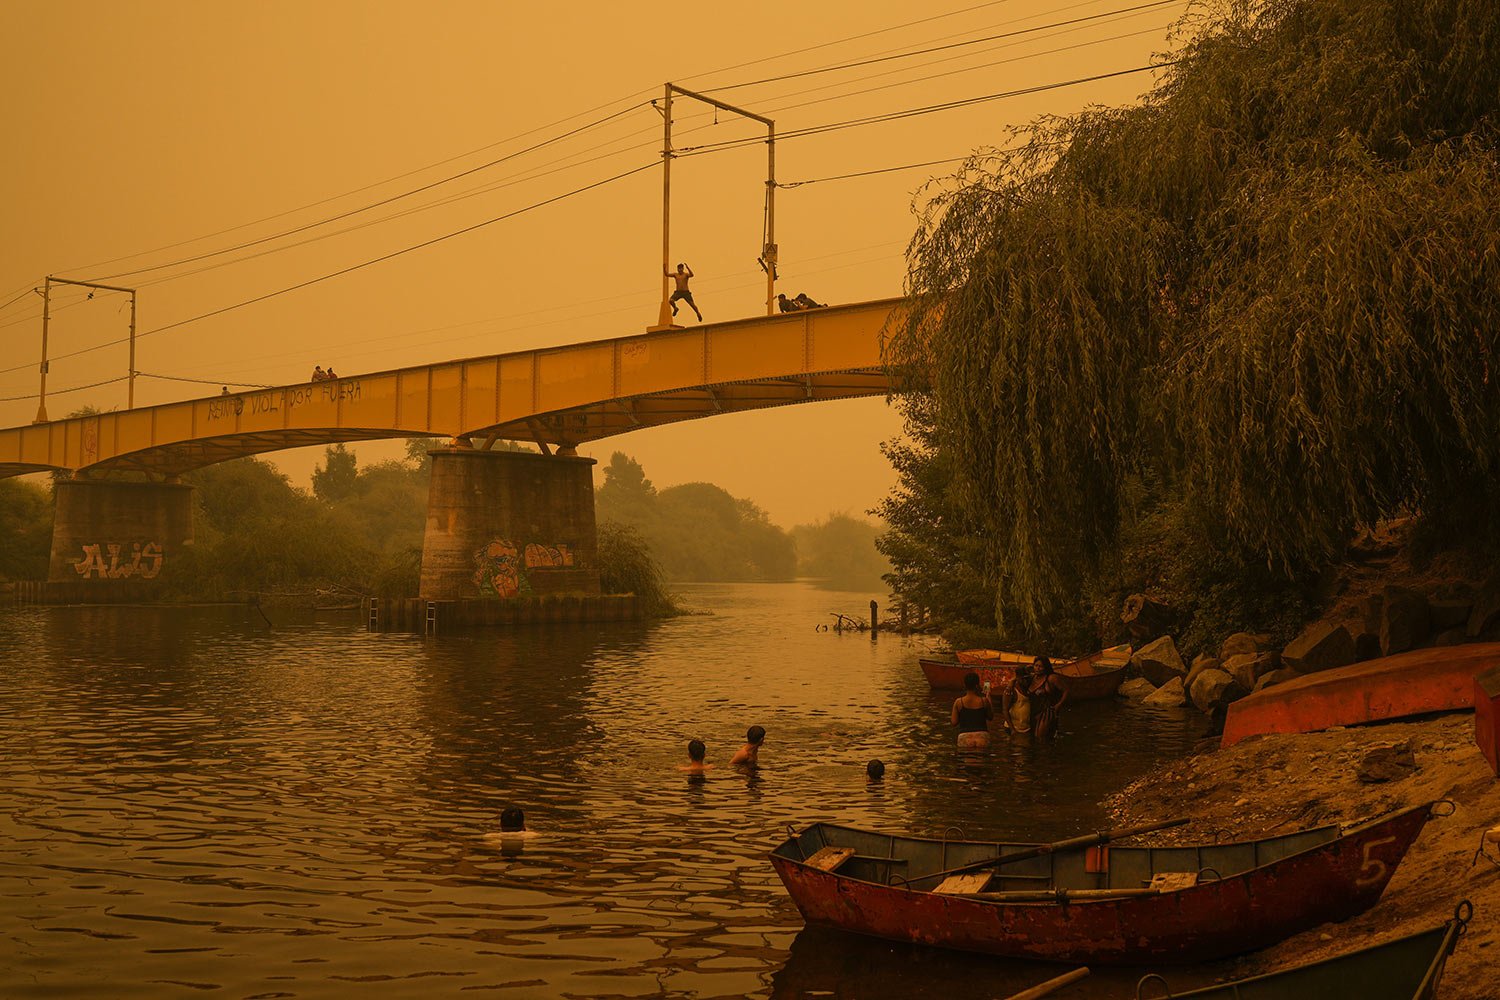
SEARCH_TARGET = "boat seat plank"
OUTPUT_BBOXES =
[935,872,993,895]
[1148,871,1199,892]
[805,846,856,872]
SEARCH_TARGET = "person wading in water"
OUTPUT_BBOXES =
[666,262,703,322]
[1003,666,1034,735]
[951,671,994,748]
[1028,656,1069,740]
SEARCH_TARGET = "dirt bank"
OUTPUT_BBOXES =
[1102,712,1500,995]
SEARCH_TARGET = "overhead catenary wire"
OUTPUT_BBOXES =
[136,372,275,389]
[0,161,659,377]
[679,60,1177,157]
[699,0,1181,93]
[0,375,126,403]
[85,102,651,283]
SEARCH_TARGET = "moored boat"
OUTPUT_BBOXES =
[1222,642,1500,747]
[769,803,1438,966]
[919,644,1131,700]
[1134,902,1471,999]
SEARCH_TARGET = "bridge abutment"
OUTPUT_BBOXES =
[419,448,600,601]
[47,478,195,587]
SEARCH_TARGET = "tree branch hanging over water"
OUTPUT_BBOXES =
[885,0,1500,633]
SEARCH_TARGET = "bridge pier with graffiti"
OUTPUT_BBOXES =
[2,298,900,611]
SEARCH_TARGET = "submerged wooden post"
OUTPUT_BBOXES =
[870,599,879,638]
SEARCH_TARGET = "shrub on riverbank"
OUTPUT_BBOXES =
[597,521,680,617]
[883,0,1500,652]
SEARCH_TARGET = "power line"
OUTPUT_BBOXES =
[136,372,275,389]
[86,102,651,283]
[0,161,658,376]
[780,156,972,188]
[676,0,1016,86]
[702,0,1181,93]
[740,8,1185,118]
[0,375,126,403]
[679,60,1177,157]
[57,92,660,278]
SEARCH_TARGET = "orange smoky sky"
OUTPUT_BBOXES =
[0,0,1187,526]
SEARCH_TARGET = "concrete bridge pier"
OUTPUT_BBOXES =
[47,478,195,585]
[419,448,601,601]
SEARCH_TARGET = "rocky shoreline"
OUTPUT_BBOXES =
[1115,574,1500,719]
[1100,712,1500,995]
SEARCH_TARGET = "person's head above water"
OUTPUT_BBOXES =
[688,738,706,762]
[866,759,885,781]
[963,670,983,694]
[1033,655,1054,677]
[746,725,766,745]
[499,806,525,832]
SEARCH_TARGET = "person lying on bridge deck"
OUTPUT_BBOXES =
[793,292,826,310]
[667,263,702,321]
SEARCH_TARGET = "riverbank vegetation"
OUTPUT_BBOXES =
[882,0,1500,654]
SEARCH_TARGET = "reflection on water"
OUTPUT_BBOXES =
[1,583,1197,998]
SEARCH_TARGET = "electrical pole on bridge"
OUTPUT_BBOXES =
[33,275,139,424]
[650,83,777,332]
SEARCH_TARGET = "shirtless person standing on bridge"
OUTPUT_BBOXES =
[666,263,703,322]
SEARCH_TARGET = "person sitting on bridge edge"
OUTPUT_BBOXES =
[667,262,703,322]
[311,365,326,381]
[324,365,339,380]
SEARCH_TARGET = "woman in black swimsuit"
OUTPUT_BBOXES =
[951,670,995,748]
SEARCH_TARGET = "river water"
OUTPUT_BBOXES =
[1,582,1201,999]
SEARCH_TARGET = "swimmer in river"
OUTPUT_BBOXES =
[729,725,765,767]
[679,738,714,773]
[866,759,885,782]
[482,804,540,851]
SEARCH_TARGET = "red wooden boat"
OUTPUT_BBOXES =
[918,644,1131,700]
[770,803,1436,966]
[1476,664,1500,777]
[1222,642,1500,747]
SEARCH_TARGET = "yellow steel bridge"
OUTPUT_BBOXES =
[0,298,901,480]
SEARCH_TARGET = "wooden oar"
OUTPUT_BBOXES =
[969,887,1162,902]
[903,817,1189,888]
[1001,967,1090,1000]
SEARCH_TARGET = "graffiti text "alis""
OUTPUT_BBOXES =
[73,542,164,580]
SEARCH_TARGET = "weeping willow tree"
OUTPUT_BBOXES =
[885,0,1500,639]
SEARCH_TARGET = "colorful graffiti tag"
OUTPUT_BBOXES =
[473,539,574,597]
[73,541,164,580]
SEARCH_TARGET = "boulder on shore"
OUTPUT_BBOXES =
[1142,676,1186,707]
[1189,668,1249,713]
[1219,632,1272,660]
[1432,627,1468,647]
[1224,651,1279,690]
[1429,599,1473,632]
[1132,636,1186,688]
[1356,740,1416,783]
[1354,631,1382,662]
[1119,677,1157,700]
[1380,585,1430,656]
[1282,622,1355,673]
[1253,667,1300,692]
[1467,584,1500,638]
